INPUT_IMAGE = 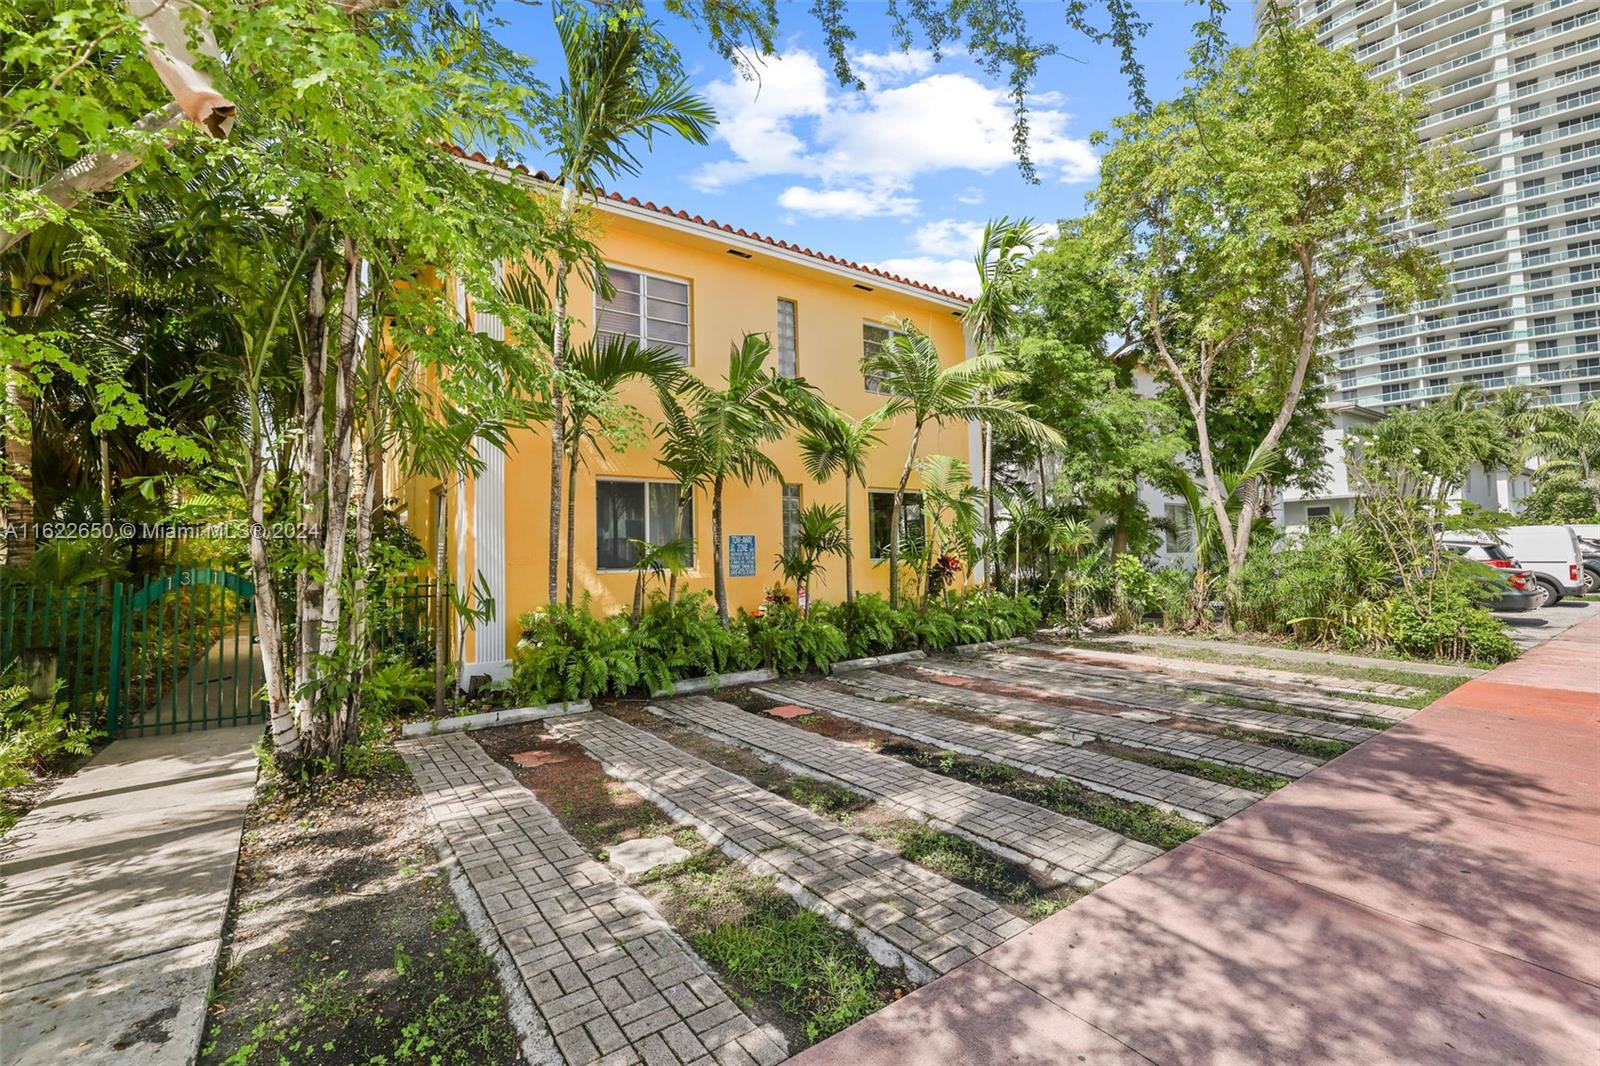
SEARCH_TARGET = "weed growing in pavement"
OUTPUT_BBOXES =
[878,743,1203,850]
[1086,741,1290,792]
[693,903,890,1043]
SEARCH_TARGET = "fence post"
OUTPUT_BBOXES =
[106,583,125,736]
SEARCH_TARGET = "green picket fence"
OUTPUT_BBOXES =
[2,571,449,738]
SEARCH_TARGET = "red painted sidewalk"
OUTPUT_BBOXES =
[795,618,1600,1065]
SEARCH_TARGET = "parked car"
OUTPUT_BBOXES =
[1436,544,1540,612]
[1494,525,1586,608]
[1579,539,1599,595]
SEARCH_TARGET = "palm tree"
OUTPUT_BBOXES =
[559,336,685,606]
[861,324,1060,607]
[1530,397,1600,513]
[775,503,847,616]
[796,407,885,606]
[1049,517,1100,625]
[963,216,1037,584]
[543,3,714,604]
[995,484,1050,594]
[660,333,819,625]
[627,536,692,622]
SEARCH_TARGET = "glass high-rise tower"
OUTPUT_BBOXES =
[1265,0,1600,410]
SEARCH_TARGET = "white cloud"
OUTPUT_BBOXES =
[956,186,986,205]
[851,49,936,90]
[690,49,1099,216]
[866,255,978,297]
[911,218,985,257]
[777,184,919,219]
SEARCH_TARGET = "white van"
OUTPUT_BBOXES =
[1496,525,1584,607]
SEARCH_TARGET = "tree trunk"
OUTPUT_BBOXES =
[547,180,577,606]
[889,421,924,609]
[1,384,36,565]
[564,447,580,607]
[433,479,450,716]
[712,475,728,626]
[983,421,995,588]
[632,570,645,623]
[311,237,363,765]
[246,399,299,774]
[294,248,330,747]
[842,476,854,605]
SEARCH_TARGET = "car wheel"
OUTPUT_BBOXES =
[1532,577,1560,609]
[1584,567,1599,595]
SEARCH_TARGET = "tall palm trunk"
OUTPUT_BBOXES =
[889,421,925,609]
[547,179,577,606]
[982,420,995,587]
[712,474,728,626]
[564,446,580,606]
[842,476,854,605]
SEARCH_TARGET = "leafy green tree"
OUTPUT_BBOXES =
[541,3,714,605]
[861,324,1059,607]
[660,333,818,626]
[1090,15,1471,607]
[796,407,885,606]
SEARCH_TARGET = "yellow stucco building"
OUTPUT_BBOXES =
[401,158,976,685]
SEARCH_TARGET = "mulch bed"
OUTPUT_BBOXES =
[199,758,523,1066]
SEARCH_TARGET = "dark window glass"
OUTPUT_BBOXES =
[596,481,694,569]
[868,491,924,561]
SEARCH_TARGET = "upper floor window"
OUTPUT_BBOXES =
[863,322,904,394]
[597,267,690,364]
[776,299,798,378]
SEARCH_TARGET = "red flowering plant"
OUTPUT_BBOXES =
[926,553,962,598]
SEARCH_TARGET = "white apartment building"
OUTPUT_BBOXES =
[1267,0,1600,411]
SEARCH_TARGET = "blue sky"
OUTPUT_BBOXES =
[492,2,1255,296]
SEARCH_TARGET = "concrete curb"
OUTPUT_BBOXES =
[650,668,777,697]
[400,700,591,737]
[952,637,1028,655]
[830,650,925,673]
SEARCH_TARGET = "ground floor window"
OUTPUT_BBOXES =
[868,490,924,562]
[596,479,694,570]
[1306,504,1333,527]
[782,484,802,555]
[1163,503,1191,553]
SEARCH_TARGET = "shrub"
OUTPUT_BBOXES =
[811,595,901,659]
[633,593,757,693]
[1236,527,1391,642]
[360,660,433,723]
[1340,588,1516,664]
[738,604,847,674]
[1,668,96,792]
[1147,567,1193,628]
[511,597,639,705]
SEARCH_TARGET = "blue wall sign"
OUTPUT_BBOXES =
[728,535,757,577]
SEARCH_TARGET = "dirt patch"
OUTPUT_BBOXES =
[199,760,522,1066]
[471,722,674,854]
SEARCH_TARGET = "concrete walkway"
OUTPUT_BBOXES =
[794,616,1600,1065]
[0,726,258,1066]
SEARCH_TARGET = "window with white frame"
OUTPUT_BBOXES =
[597,267,690,364]
[1306,505,1333,526]
[776,299,798,378]
[862,322,904,394]
[595,479,694,570]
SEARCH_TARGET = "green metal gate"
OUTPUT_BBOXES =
[1,568,266,737]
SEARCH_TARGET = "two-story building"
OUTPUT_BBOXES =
[398,153,976,686]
